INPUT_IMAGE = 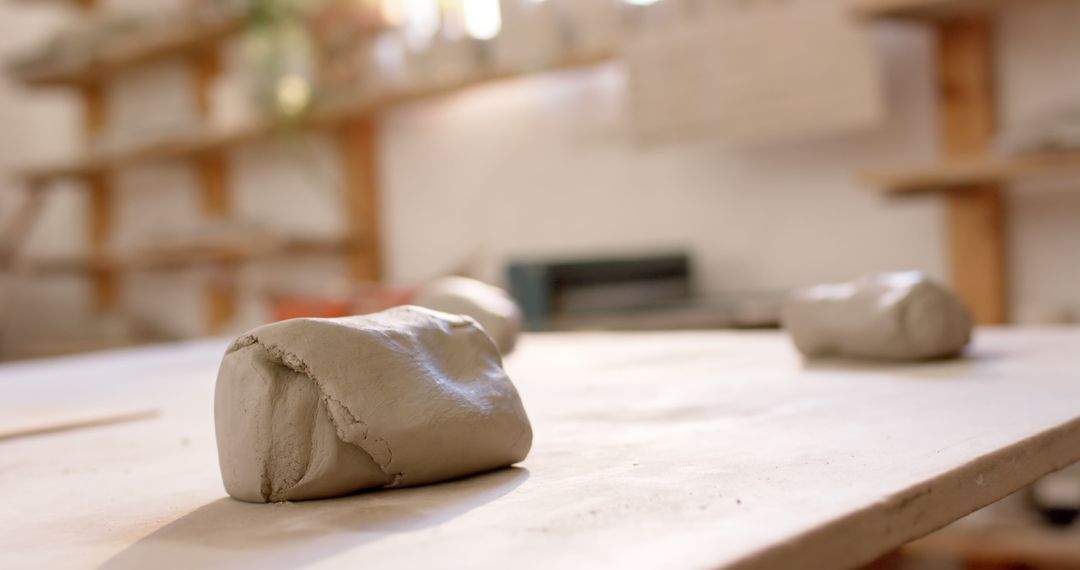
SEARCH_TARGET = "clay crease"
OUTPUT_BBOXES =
[242,353,279,502]
[237,334,404,487]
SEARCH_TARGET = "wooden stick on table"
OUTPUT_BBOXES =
[0,409,160,443]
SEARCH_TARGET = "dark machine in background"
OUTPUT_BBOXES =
[508,253,780,332]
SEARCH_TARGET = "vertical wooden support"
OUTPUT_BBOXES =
[81,83,106,139]
[198,152,235,334]
[936,18,1007,324]
[197,154,230,217]
[192,48,236,333]
[205,280,237,333]
[338,118,383,283]
[87,172,117,309]
[192,49,230,218]
[191,47,220,120]
[81,83,118,311]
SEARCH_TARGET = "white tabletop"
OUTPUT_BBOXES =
[2,328,1079,570]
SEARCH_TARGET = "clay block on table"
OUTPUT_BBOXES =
[782,272,973,361]
[214,306,533,503]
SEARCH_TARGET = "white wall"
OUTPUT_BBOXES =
[0,4,94,350]
[2,1,1079,353]
[998,1,1080,323]
[380,25,944,295]
[379,1,1080,320]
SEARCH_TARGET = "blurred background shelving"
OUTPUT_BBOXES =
[3,0,1078,346]
[857,0,1080,326]
[9,14,244,88]
[3,0,1079,352]
[18,49,615,188]
[2,0,622,349]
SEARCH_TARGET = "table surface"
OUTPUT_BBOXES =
[2,327,1080,570]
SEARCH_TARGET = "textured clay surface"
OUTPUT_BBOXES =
[414,276,524,355]
[782,272,973,360]
[214,306,532,503]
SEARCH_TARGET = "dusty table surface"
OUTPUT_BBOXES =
[2,327,1079,570]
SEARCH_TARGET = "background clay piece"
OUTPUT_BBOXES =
[414,276,524,355]
[214,306,532,503]
[782,272,973,360]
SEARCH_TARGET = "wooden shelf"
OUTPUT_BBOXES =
[15,236,356,275]
[904,526,1080,568]
[860,149,1080,193]
[851,0,1024,21]
[19,51,616,187]
[7,0,92,6]
[9,16,244,88]
[21,123,274,185]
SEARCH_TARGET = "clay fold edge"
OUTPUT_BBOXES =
[228,334,405,493]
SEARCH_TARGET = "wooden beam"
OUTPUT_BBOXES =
[191,47,236,333]
[15,237,353,275]
[12,17,244,89]
[939,20,996,158]
[87,172,117,309]
[936,17,1007,324]
[17,51,616,187]
[6,0,98,7]
[205,274,237,334]
[947,185,1007,325]
[198,153,235,334]
[903,527,1080,569]
[856,0,1080,22]
[80,83,118,311]
[196,154,230,217]
[198,151,234,334]
[191,48,221,119]
[860,149,1080,193]
[193,49,229,217]
[338,118,382,283]
[80,83,106,145]
[25,0,105,11]
[853,0,1013,21]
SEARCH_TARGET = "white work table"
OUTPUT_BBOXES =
[2,328,1080,569]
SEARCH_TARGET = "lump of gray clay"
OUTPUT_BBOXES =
[414,276,523,355]
[214,306,532,503]
[782,272,973,360]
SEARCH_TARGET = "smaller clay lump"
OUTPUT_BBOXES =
[783,272,973,361]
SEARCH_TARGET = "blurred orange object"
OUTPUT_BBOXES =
[272,297,354,322]
[271,286,416,322]
[352,286,415,315]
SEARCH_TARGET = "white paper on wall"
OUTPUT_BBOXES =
[624,0,883,145]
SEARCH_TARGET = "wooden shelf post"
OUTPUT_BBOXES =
[193,48,231,220]
[338,117,382,283]
[80,83,118,310]
[936,17,1008,324]
[192,48,237,333]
